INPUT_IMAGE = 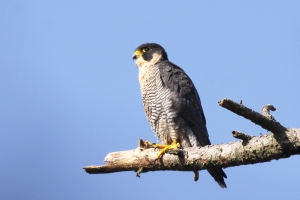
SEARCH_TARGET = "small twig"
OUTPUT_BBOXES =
[138,138,146,149]
[261,104,276,121]
[232,131,253,141]
[136,167,143,177]
[193,170,199,181]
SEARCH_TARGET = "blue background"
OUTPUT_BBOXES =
[1,1,299,199]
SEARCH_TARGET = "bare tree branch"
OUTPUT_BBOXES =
[83,98,300,177]
[218,98,286,134]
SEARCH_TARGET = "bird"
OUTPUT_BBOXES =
[132,43,227,188]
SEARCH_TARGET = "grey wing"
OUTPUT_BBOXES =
[158,61,211,147]
[158,61,227,188]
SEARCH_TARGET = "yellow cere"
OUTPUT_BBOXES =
[134,50,143,56]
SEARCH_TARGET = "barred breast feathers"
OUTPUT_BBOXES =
[137,54,171,142]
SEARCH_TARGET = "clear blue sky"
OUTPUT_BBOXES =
[1,1,299,199]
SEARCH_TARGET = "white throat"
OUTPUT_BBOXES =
[136,53,163,88]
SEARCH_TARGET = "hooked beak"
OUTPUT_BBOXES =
[132,50,142,60]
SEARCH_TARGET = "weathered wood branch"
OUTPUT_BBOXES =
[83,98,300,177]
[218,98,286,134]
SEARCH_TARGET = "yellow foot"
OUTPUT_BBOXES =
[144,141,180,159]
[144,141,167,149]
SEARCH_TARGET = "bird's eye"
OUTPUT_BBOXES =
[142,48,149,52]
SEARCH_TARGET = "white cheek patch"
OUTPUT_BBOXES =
[149,53,162,65]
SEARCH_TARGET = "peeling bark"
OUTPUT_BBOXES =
[83,98,300,177]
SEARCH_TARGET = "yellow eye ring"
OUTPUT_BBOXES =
[142,48,148,52]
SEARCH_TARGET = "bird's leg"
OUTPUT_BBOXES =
[156,140,180,159]
[144,140,180,159]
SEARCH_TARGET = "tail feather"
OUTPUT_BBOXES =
[207,168,227,188]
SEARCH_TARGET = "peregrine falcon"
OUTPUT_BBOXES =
[132,43,227,188]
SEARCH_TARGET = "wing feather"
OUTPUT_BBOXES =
[158,61,210,146]
[157,60,227,187]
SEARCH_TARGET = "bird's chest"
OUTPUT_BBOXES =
[138,65,161,100]
[138,65,165,119]
[139,65,170,141]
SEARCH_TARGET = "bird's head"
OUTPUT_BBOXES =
[132,43,168,68]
